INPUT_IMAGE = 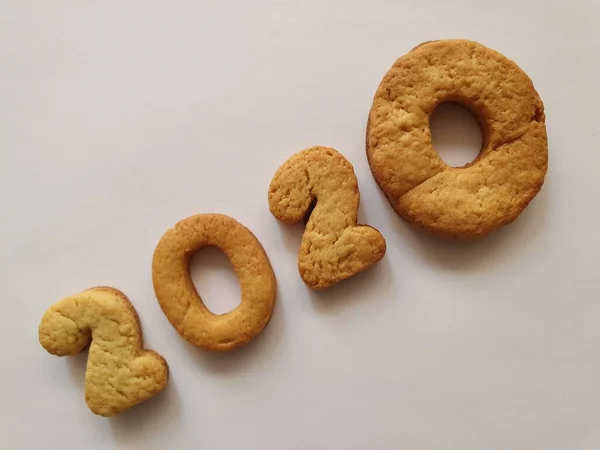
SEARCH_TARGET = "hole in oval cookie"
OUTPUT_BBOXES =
[190,246,241,315]
[430,102,483,167]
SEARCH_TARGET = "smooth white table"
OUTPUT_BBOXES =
[2,1,599,449]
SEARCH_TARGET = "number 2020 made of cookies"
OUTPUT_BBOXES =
[38,39,547,416]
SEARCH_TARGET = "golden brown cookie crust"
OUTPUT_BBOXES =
[269,146,386,289]
[152,213,276,351]
[38,287,169,417]
[367,39,548,238]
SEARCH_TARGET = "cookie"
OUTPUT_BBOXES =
[152,213,276,351]
[367,39,548,238]
[38,287,169,417]
[269,146,386,289]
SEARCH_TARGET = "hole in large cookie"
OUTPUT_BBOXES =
[430,102,483,167]
[190,247,241,315]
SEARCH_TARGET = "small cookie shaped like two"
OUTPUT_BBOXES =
[38,287,168,416]
[269,146,386,288]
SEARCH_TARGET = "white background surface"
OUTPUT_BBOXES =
[1,1,599,449]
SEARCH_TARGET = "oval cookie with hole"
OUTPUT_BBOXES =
[367,39,548,238]
[152,213,276,351]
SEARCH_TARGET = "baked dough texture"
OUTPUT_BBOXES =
[367,39,548,238]
[152,213,276,351]
[38,287,169,417]
[269,146,386,288]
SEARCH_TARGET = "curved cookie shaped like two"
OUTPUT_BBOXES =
[152,213,276,351]
[38,287,169,417]
[269,146,386,289]
[367,39,548,238]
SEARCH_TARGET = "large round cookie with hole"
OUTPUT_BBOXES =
[366,39,548,238]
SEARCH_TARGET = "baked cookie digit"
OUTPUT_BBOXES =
[367,39,548,238]
[269,146,386,289]
[152,213,276,351]
[38,287,169,417]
